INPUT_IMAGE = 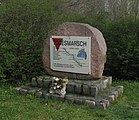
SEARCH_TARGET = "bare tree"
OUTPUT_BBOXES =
[62,0,139,19]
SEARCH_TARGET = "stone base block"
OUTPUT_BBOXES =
[31,76,51,88]
[67,76,112,97]
[85,100,96,108]
[16,76,123,110]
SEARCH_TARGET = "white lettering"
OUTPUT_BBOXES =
[62,40,87,47]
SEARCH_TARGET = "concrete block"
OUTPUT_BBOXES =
[50,94,65,101]
[102,79,108,89]
[74,98,84,105]
[95,84,101,91]
[43,76,50,80]
[108,76,112,86]
[20,88,28,95]
[101,99,110,107]
[16,87,21,94]
[82,85,90,95]
[65,94,75,103]
[43,80,51,88]
[90,86,98,97]
[21,85,30,89]
[116,86,124,95]
[85,100,95,108]
[43,93,50,101]
[66,98,74,103]
[31,78,37,87]
[37,78,43,87]
[67,83,75,93]
[107,95,115,102]
[111,91,118,100]
[36,91,43,98]
[27,88,38,95]
[74,83,82,94]
[97,102,106,110]
[99,82,104,91]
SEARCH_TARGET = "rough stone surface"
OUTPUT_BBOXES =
[43,22,107,79]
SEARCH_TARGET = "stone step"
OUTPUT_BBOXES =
[15,84,123,109]
[31,76,112,97]
[67,76,112,97]
[31,76,51,88]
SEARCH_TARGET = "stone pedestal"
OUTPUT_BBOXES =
[16,75,123,109]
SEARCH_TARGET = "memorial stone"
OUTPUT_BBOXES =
[43,22,107,79]
[16,22,123,109]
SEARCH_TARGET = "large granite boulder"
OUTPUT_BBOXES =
[43,22,107,80]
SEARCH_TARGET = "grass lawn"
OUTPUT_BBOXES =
[0,80,139,120]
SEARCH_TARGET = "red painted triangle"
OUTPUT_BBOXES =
[52,38,63,51]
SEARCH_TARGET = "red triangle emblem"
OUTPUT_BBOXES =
[52,38,63,51]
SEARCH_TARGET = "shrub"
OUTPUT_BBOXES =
[103,17,139,80]
[0,0,63,82]
[0,0,138,82]
[67,11,139,80]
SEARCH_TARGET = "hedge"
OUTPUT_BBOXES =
[0,0,139,82]
[103,17,139,80]
[0,0,63,82]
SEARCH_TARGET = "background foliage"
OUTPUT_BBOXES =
[0,0,139,82]
[0,0,63,82]
[103,18,139,80]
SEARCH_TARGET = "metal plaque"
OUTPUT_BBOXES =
[50,36,91,74]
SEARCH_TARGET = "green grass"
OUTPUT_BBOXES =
[0,81,139,120]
